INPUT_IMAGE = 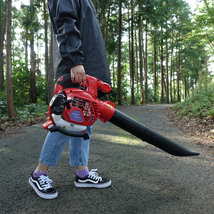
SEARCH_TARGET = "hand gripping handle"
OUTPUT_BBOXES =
[54,74,111,97]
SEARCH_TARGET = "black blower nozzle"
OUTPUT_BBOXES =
[109,109,199,157]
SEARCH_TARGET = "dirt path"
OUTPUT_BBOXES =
[0,104,214,214]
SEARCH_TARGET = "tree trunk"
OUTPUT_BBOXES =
[184,59,187,98]
[144,8,148,104]
[112,52,115,88]
[104,4,111,47]
[153,35,157,102]
[135,27,139,92]
[117,0,122,105]
[30,41,37,103]
[6,0,15,118]
[205,57,208,90]
[170,33,173,103]
[177,51,180,102]
[139,18,144,105]
[44,0,48,81]
[130,0,135,105]
[174,52,177,101]
[165,36,169,103]
[0,1,4,90]
[30,0,37,103]
[170,53,173,103]
[160,42,164,104]
[185,77,188,98]
[48,28,55,102]
[25,38,28,68]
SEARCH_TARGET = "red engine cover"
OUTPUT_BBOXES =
[44,74,115,129]
[62,88,101,126]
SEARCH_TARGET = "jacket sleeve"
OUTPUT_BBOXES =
[48,0,84,70]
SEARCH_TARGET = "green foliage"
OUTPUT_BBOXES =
[12,60,30,106]
[109,86,118,103]
[0,82,7,117]
[0,103,48,133]
[0,60,48,118]
[0,100,7,117]
[11,60,48,106]
[15,103,47,121]
[0,95,48,120]
[2,0,213,119]
[108,84,130,105]
[172,83,214,120]
[36,77,48,105]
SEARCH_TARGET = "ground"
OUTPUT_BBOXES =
[166,108,214,154]
[1,104,214,214]
[0,115,47,139]
[1,105,214,150]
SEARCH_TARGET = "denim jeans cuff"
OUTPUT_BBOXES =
[39,159,57,167]
[70,162,88,167]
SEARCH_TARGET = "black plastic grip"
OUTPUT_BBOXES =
[49,126,89,140]
[56,74,71,87]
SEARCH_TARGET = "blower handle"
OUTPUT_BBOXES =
[54,74,111,97]
[49,125,89,140]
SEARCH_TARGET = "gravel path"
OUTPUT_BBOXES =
[0,104,213,214]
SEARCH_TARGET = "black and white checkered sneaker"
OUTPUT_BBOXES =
[74,169,111,188]
[29,172,58,199]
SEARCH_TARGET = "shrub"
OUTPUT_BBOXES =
[173,83,214,120]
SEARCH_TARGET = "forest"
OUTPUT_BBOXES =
[0,0,214,122]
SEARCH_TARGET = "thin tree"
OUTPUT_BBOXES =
[144,0,148,104]
[153,33,157,102]
[130,0,135,105]
[137,0,144,104]
[170,31,174,103]
[160,34,164,103]
[138,16,144,104]
[0,0,4,90]
[117,0,122,105]
[176,30,180,102]
[144,20,148,104]
[104,3,111,47]
[48,27,55,102]
[6,0,15,118]
[43,0,48,81]
[165,31,169,103]
[29,0,37,103]
[135,27,139,91]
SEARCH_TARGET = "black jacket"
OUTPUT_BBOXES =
[48,0,111,86]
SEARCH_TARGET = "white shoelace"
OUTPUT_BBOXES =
[38,175,53,190]
[88,169,102,181]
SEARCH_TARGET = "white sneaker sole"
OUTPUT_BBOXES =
[29,178,58,199]
[74,180,111,188]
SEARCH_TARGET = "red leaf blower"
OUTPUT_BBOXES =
[43,74,199,157]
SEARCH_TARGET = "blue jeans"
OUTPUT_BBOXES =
[39,126,92,167]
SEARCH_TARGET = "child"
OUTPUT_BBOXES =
[29,0,111,199]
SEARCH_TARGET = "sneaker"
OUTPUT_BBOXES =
[74,169,111,188]
[29,172,58,199]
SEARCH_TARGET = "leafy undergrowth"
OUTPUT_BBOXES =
[166,86,214,150]
[0,103,48,139]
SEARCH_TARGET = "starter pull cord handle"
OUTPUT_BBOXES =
[49,126,89,140]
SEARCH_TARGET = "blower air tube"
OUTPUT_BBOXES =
[49,126,89,140]
[109,109,199,157]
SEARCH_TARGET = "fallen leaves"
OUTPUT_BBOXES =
[165,109,214,153]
